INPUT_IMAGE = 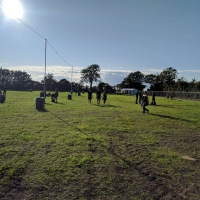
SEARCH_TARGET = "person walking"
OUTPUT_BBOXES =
[141,91,149,113]
[88,89,92,104]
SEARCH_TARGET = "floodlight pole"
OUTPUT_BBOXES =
[44,39,47,98]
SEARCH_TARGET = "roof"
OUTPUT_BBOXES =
[121,88,138,91]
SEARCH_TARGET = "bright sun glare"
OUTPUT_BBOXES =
[2,0,23,19]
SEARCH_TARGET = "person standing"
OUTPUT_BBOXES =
[135,91,139,104]
[54,88,58,103]
[141,91,149,113]
[88,89,92,104]
[3,87,6,96]
[139,91,142,104]
[151,92,156,105]
[102,91,107,104]
[96,90,101,104]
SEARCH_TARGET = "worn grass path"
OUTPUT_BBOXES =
[0,91,200,199]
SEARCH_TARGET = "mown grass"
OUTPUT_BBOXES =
[0,91,200,199]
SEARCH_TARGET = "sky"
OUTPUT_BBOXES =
[0,0,200,86]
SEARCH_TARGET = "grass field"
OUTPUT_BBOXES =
[0,91,200,200]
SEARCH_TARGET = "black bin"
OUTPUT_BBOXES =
[36,97,45,109]
[68,94,72,100]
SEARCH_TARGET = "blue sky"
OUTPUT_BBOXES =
[0,0,200,86]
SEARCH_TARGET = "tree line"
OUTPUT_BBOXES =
[0,68,71,91]
[80,65,200,92]
[119,67,200,92]
[1,66,200,92]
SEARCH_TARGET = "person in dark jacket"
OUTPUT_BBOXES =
[96,90,101,104]
[151,92,156,105]
[54,88,58,103]
[141,91,149,113]
[102,91,107,104]
[3,87,6,96]
[88,90,92,104]
[139,91,142,104]
[135,91,139,104]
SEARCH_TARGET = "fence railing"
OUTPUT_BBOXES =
[147,91,200,100]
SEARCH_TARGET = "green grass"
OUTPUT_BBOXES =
[0,91,200,199]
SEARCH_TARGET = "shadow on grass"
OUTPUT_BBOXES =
[48,111,86,134]
[44,102,51,105]
[93,104,119,108]
[50,102,66,105]
[36,108,49,112]
[154,105,175,108]
[150,113,192,123]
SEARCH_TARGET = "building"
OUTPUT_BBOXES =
[121,88,138,95]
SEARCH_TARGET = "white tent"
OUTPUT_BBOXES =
[121,88,138,95]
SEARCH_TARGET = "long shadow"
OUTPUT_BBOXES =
[155,105,175,108]
[93,104,119,108]
[48,110,85,134]
[36,108,49,112]
[44,102,52,105]
[50,102,66,105]
[150,113,192,123]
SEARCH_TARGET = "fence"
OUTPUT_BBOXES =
[147,91,200,101]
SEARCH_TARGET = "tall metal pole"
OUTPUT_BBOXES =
[44,39,47,98]
[71,66,73,94]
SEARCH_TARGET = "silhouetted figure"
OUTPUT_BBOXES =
[135,91,139,104]
[54,88,58,103]
[3,87,6,96]
[151,92,156,105]
[96,90,101,104]
[102,91,107,104]
[139,91,142,104]
[40,90,46,97]
[0,93,5,103]
[88,90,92,104]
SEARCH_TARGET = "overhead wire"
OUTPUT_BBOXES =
[0,2,73,68]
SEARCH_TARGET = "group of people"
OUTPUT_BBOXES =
[88,90,107,105]
[40,88,59,103]
[38,88,155,114]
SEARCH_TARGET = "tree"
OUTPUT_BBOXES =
[80,64,101,89]
[41,73,57,91]
[57,79,70,91]
[145,74,163,91]
[97,82,115,93]
[120,71,145,90]
[175,77,189,91]
[160,67,178,90]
